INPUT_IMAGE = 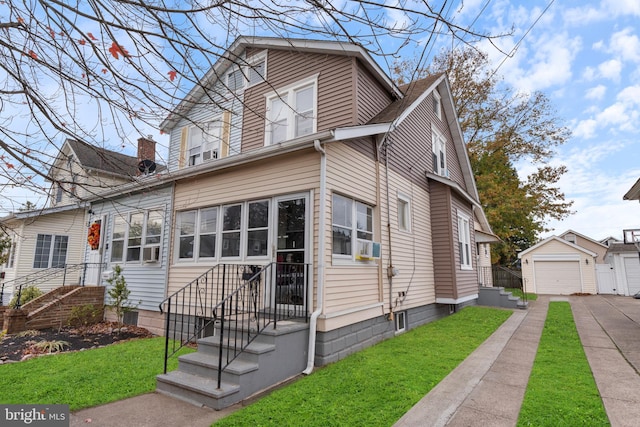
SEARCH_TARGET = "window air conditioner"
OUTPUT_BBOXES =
[356,240,374,261]
[143,245,161,263]
[203,150,219,162]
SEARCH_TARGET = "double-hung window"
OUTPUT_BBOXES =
[226,52,266,91]
[266,77,317,145]
[433,89,442,120]
[398,194,411,232]
[332,194,374,261]
[176,200,270,262]
[432,128,447,177]
[458,213,472,270]
[33,234,68,268]
[188,120,222,166]
[110,209,164,264]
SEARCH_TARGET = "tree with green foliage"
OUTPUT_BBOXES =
[105,265,137,327]
[394,47,573,263]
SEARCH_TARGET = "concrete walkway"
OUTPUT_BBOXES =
[70,295,640,427]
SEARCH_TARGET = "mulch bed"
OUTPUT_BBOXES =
[0,322,153,363]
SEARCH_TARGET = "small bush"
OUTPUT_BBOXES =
[9,286,44,308]
[68,304,103,328]
[31,340,70,354]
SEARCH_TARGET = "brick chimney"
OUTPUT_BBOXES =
[137,135,156,163]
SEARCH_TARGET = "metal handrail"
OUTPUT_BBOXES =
[2,262,105,308]
[160,262,310,388]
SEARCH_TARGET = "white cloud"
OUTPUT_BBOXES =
[598,59,623,81]
[582,66,597,81]
[608,28,640,63]
[573,119,598,139]
[563,6,602,26]
[585,85,607,100]
[601,0,640,17]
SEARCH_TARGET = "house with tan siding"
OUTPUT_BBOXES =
[154,36,495,408]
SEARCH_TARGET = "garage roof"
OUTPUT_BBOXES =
[518,235,597,258]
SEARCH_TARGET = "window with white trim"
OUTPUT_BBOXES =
[188,120,222,166]
[433,89,442,120]
[266,77,317,145]
[33,234,68,268]
[432,127,447,176]
[226,52,267,92]
[458,213,472,269]
[176,200,270,262]
[398,194,411,232]
[110,209,164,264]
[332,194,374,261]
[395,311,406,333]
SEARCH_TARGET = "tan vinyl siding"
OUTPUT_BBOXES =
[382,167,436,309]
[242,50,356,152]
[167,149,321,297]
[430,183,455,299]
[324,142,379,316]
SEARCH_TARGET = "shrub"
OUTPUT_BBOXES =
[68,304,103,328]
[31,340,70,354]
[9,286,44,308]
[106,265,138,326]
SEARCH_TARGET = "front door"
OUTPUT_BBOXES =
[275,195,308,306]
[84,215,105,285]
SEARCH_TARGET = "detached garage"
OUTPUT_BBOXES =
[519,236,597,295]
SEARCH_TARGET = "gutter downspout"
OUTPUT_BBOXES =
[304,139,326,375]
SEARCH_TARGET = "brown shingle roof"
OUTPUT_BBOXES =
[368,74,442,124]
[66,139,140,178]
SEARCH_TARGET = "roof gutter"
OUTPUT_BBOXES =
[304,138,327,375]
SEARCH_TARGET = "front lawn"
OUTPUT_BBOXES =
[215,306,512,426]
[0,337,193,410]
[517,302,608,426]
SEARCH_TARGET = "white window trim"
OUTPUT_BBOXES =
[175,199,271,264]
[397,192,411,233]
[264,74,319,146]
[432,126,447,177]
[433,89,442,120]
[187,118,223,167]
[458,212,472,270]
[109,208,165,266]
[33,234,68,269]
[395,311,406,334]
[246,51,267,88]
[331,193,375,265]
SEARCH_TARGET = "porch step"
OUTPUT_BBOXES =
[478,286,527,310]
[156,371,240,410]
[156,320,309,410]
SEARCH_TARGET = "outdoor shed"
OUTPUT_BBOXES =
[518,236,597,295]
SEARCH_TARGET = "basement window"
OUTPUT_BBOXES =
[395,311,406,333]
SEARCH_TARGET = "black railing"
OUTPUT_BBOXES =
[159,262,310,387]
[1,262,104,308]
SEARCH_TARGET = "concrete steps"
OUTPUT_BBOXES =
[156,320,309,410]
[478,286,528,310]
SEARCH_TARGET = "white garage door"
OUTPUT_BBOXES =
[624,257,640,295]
[535,261,582,295]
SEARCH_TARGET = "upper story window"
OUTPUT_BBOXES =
[332,194,374,262]
[226,52,267,92]
[433,89,442,120]
[177,200,270,263]
[110,208,164,264]
[227,69,244,92]
[33,234,68,268]
[432,127,447,177]
[265,76,317,145]
[458,213,472,270]
[55,184,64,204]
[564,234,576,244]
[188,120,222,166]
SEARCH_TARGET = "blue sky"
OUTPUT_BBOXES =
[454,0,640,240]
[2,0,638,242]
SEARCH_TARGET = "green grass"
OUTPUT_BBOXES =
[505,288,538,301]
[517,302,608,426]
[215,306,512,427]
[0,337,193,410]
